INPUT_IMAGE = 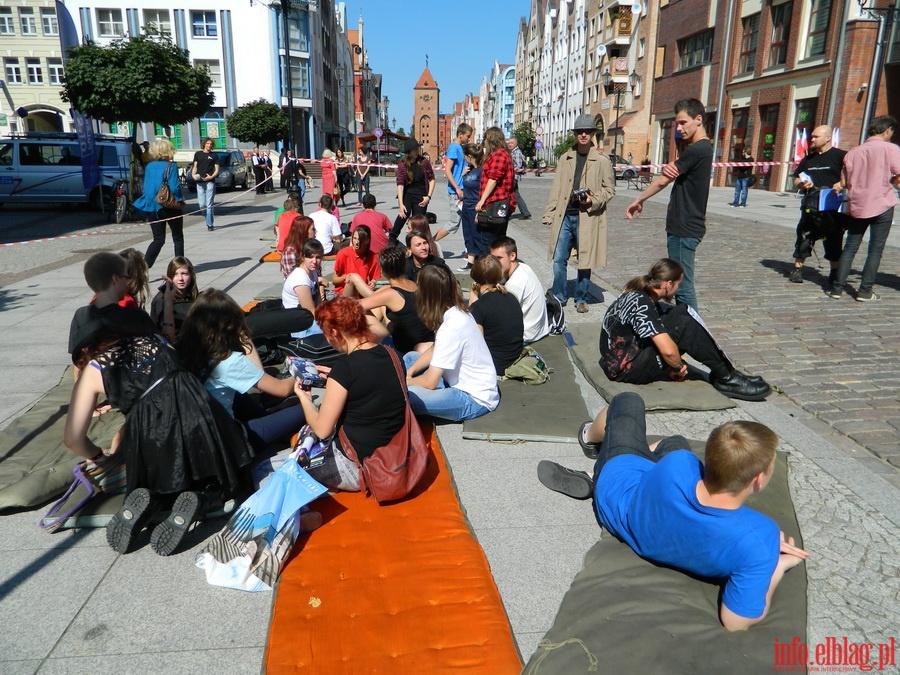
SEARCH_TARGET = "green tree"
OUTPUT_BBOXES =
[513,122,536,158]
[554,133,577,159]
[60,34,214,131]
[226,99,289,146]
[395,127,407,137]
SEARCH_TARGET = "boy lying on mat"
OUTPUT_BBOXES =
[538,392,808,631]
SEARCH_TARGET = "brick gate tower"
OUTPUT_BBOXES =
[413,65,440,161]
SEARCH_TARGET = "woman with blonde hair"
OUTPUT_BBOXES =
[320,149,337,201]
[134,139,185,267]
[474,127,516,240]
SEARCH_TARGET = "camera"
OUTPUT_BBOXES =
[571,187,591,201]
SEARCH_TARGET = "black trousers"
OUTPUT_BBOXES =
[617,304,731,384]
[253,166,265,194]
[144,209,184,267]
[390,192,427,240]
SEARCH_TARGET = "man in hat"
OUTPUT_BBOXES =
[543,114,616,313]
[625,98,712,310]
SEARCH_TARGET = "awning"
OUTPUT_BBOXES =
[607,112,637,135]
[358,130,409,143]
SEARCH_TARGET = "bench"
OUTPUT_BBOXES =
[627,169,653,190]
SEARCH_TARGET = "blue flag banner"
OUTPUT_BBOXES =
[55,0,99,192]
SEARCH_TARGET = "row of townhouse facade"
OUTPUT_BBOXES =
[513,0,900,190]
[0,0,384,158]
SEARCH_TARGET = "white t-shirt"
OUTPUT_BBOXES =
[504,261,550,343]
[309,209,342,255]
[431,307,499,411]
[283,266,318,309]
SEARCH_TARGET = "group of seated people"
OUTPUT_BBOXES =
[62,223,553,558]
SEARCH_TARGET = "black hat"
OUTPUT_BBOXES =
[403,138,420,154]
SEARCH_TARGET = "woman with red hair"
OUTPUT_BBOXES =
[281,215,317,278]
[294,297,408,490]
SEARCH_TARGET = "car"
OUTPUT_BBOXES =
[608,153,638,181]
[184,150,249,192]
[0,132,132,209]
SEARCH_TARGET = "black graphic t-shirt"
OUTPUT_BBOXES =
[793,147,846,189]
[599,291,665,379]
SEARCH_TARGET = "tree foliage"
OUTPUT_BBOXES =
[226,99,289,146]
[513,122,536,158]
[60,34,214,128]
[554,133,577,159]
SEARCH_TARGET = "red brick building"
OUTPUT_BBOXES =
[413,67,440,162]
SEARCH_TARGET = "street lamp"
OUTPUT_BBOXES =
[601,68,640,159]
[856,0,899,143]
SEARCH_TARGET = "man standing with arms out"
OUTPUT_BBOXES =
[544,114,616,313]
[508,136,532,220]
[489,236,550,343]
[191,137,219,232]
[350,194,393,254]
[626,99,712,310]
[788,126,846,285]
[434,124,473,258]
[828,115,900,301]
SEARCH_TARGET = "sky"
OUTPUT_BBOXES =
[340,0,527,132]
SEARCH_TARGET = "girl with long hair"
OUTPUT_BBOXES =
[404,265,498,421]
[474,127,517,240]
[390,138,435,240]
[406,214,442,259]
[149,256,200,341]
[331,225,381,298]
[118,248,150,310]
[280,215,316,279]
[293,297,408,491]
[358,242,435,353]
[469,254,524,375]
[335,148,351,206]
[459,142,485,266]
[177,289,307,453]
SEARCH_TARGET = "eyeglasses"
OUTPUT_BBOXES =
[574,130,594,136]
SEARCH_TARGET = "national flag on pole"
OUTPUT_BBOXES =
[832,128,841,149]
[56,0,99,192]
[794,128,809,162]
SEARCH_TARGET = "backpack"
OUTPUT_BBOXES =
[500,346,550,385]
[545,289,567,335]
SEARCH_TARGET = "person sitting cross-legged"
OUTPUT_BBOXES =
[600,258,770,401]
[537,392,809,631]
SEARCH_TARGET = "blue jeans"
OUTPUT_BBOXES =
[233,393,306,453]
[833,207,893,295]
[552,214,591,305]
[402,351,490,422]
[196,181,216,228]
[666,235,700,310]
[356,174,370,202]
[732,178,749,206]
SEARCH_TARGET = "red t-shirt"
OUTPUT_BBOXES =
[350,210,393,254]
[333,246,381,293]
[276,210,298,252]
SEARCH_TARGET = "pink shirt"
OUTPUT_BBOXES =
[350,210,393,253]
[843,137,900,219]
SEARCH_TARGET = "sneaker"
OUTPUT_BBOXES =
[825,288,842,299]
[537,461,593,500]
[576,302,589,313]
[728,203,737,207]
[578,421,601,459]
[456,262,472,272]
[207,225,215,232]
[711,371,771,402]
[788,268,804,283]
[738,204,747,208]
[106,488,159,554]
[856,291,880,302]
[150,491,204,556]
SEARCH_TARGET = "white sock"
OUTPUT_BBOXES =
[582,424,594,445]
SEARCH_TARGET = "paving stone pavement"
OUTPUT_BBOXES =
[512,177,900,485]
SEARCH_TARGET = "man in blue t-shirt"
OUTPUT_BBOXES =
[538,392,808,631]
[435,123,473,249]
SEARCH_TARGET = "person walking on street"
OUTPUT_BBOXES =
[788,125,846,285]
[434,123,473,245]
[625,99,712,310]
[828,115,900,302]
[729,147,753,208]
[135,140,186,267]
[191,138,219,231]
[544,114,615,313]
[508,136,532,219]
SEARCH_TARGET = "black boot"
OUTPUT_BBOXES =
[712,371,771,402]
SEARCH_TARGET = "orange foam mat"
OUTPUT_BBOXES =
[260,251,283,263]
[265,424,523,674]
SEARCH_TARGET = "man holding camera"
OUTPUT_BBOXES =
[544,115,616,313]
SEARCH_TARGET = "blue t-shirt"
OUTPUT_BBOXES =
[203,351,264,413]
[594,450,780,619]
[446,142,466,194]
[462,166,483,209]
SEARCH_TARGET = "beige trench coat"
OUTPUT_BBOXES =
[543,147,616,269]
